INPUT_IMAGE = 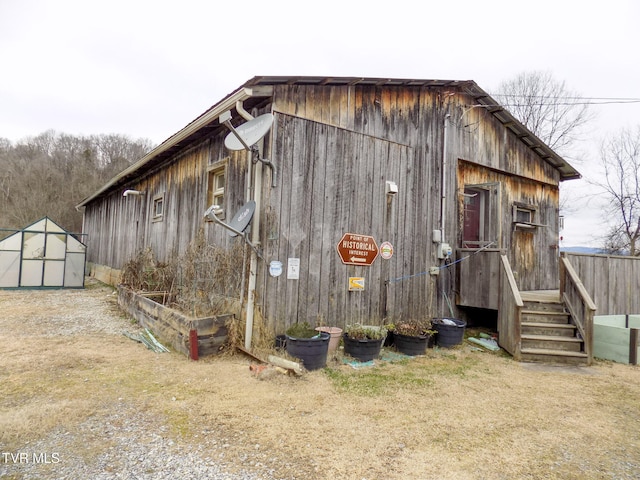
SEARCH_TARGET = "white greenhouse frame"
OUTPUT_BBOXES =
[0,217,87,288]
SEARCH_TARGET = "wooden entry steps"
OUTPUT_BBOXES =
[519,291,589,366]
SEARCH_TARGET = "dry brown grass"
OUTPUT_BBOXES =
[1,283,639,479]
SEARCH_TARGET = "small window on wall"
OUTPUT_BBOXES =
[512,203,539,230]
[207,163,226,220]
[152,194,164,222]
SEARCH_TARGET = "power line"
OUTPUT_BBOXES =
[492,94,640,101]
[490,94,640,107]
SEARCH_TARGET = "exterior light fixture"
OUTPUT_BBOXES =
[123,189,145,197]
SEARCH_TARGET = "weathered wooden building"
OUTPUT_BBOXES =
[78,76,596,363]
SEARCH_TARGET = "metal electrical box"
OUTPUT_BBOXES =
[437,242,452,259]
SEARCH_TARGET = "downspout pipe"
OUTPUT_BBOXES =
[441,113,451,243]
[235,100,260,352]
[236,100,254,121]
[439,112,451,320]
[224,99,275,350]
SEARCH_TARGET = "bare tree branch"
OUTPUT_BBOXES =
[0,131,154,232]
[594,127,640,255]
[493,70,595,159]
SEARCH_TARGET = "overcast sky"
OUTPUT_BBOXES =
[1,0,639,247]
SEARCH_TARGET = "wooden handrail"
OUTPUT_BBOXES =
[498,255,523,359]
[560,256,596,364]
[501,255,524,308]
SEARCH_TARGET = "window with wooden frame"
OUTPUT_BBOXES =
[152,193,165,222]
[461,183,501,249]
[512,202,541,230]
[206,161,227,220]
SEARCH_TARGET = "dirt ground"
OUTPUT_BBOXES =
[1,279,640,480]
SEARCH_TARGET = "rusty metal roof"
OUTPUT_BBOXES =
[244,76,469,88]
[77,76,579,208]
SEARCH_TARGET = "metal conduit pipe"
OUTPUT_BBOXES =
[440,113,451,244]
[235,99,260,351]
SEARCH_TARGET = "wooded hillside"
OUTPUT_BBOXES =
[0,130,152,234]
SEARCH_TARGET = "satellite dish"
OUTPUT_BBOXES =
[224,113,274,151]
[226,200,256,237]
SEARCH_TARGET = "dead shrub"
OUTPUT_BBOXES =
[120,247,177,295]
[120,230,247,318]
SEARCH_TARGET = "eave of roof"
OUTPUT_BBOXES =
[460,82,581,181]
[243,76,581,181]
[76,85,273,209]
[77,76,580,209]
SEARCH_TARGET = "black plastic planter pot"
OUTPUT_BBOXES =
[433,318,466,348]
[394,333,431,356]
[285,332,330,370]
[343,335,383,362]
[274,334,287,350]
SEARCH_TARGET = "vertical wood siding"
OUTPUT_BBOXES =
[456,160,560,294]
[84,131,248,269]
[267,84,447,328]
[564,252,640,315]
[260,114,426,332]
[83,81,566,334]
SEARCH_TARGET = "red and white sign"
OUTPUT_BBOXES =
[336,233,379,266]
[379,241,394,260]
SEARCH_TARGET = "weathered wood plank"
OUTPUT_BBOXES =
[563,252,640,315]
[84,81,575,341]
[497,254,523,358]
[457,249,502,309]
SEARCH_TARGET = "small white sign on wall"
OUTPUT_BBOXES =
[269,260,283,277]
[287,258,300,279]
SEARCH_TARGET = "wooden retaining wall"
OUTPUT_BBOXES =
[88,262,121,287]
[117,285,230,357]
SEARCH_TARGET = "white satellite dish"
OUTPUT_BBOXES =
[224,113,274,151]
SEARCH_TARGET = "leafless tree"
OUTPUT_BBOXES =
[493,70,594,159]
[0,131,153,233]
[595,127,640,255]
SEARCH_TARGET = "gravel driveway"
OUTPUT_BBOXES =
[0,281,269,480]
[3,280,640,480]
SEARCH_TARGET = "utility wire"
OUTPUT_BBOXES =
[488,94,640,106]
[386,242,497,285]
[492,94,640,101]
[492,100,640,107]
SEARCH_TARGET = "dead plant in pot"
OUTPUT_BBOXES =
[393,318,435,337]
[342,324,387,362]
[344,324,387,341]
[392,318,436,356]
[285,321,318,339]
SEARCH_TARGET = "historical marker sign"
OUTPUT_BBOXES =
[336,233,379,266]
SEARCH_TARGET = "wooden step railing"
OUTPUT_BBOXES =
[498,254,523,360]
[559,255,597,364]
